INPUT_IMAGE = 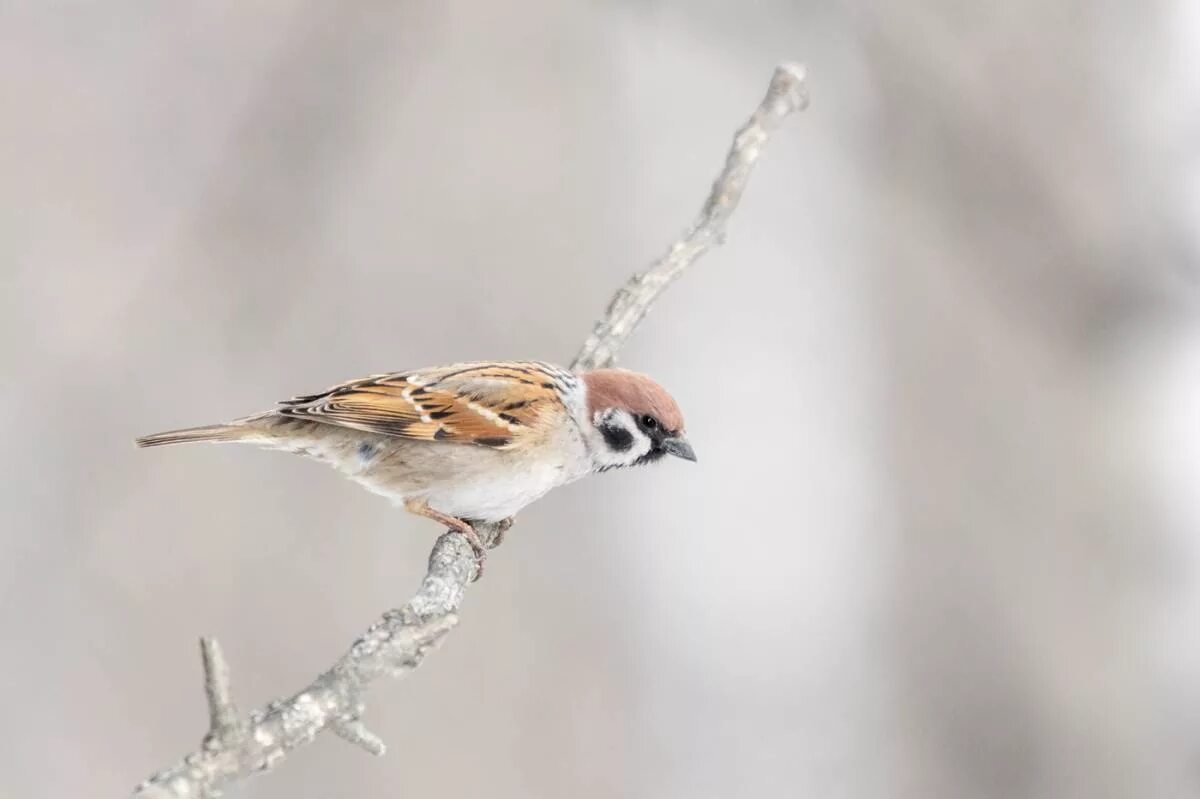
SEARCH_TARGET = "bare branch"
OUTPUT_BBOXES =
[572,62,808,371]
[132,531,478,797]
[200,638,240,746]
[330,717,387,756]
[131,62,807,798]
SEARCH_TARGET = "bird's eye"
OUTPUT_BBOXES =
[640,415,658,430]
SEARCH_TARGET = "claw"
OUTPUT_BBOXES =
[460,525,487,582]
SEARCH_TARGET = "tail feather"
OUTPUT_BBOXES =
[135,423,247,448]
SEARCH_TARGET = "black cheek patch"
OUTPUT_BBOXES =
[600,424,634,452]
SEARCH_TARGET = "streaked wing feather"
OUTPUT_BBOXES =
[277,362,576,448]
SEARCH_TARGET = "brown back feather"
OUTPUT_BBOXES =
[277,362,575,448]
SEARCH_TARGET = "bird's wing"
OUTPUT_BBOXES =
[276,361,577,449]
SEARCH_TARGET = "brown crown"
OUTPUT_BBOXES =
[581,368,685,434]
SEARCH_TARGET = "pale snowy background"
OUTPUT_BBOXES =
[3,2,1200,797]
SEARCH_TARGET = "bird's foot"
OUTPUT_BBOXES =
[459,523,488,582]
[405,499,488,582]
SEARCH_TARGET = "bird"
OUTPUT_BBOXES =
[136,361,695,577]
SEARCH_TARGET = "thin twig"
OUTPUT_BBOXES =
[329,717,387,756]
[200,638,240,746]
[131,61,807,798]
[572,62,808,372]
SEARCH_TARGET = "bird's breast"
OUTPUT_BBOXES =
[348,425,591,522]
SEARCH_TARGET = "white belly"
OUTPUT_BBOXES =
[422,458,571,521]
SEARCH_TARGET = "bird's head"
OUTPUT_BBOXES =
[579,368,695,472]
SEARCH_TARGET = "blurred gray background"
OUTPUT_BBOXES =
[4,1,1200,797]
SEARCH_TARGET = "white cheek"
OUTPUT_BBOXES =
[626,430,652,460]
[589,410,652,468]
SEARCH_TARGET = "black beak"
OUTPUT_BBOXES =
[661,436,697,462]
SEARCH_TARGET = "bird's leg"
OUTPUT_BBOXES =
[404,499,487,581]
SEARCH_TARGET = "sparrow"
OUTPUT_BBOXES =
[136,361,695,576]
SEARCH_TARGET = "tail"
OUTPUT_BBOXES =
[135,423,250,448]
